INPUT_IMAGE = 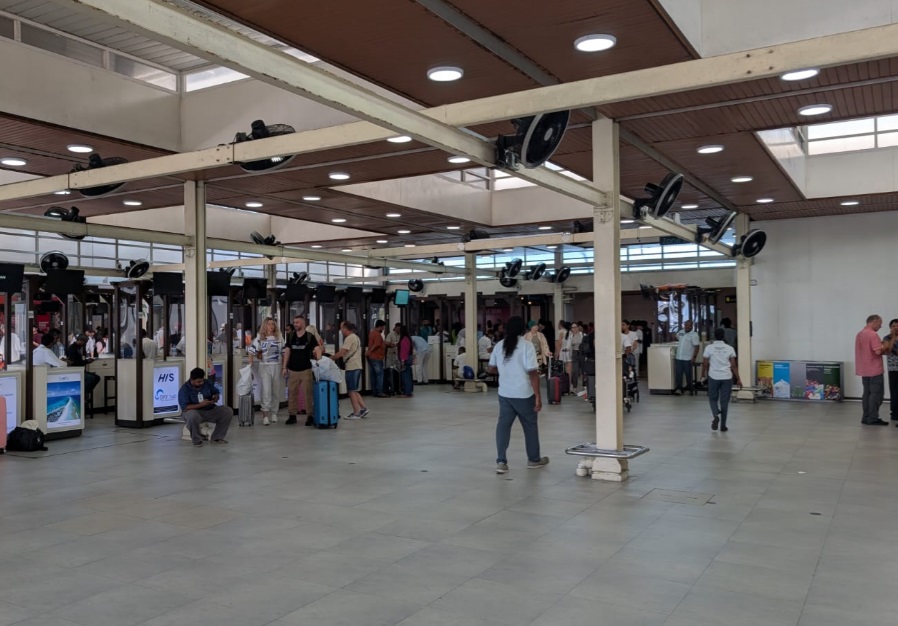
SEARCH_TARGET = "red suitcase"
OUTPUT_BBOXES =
[546,359,562,405]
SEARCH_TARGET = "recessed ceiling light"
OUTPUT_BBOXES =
[328,172,350,180]
[387,136,413,143]
[697,145,724,154]
[731,176,753,183]
[427,66,463,82]
[54,190,71,195]
[398,229,411,234]
[547,245,557,249]
[574,34,617,52]
[638,225,652,229]
[66,144,93,154]
[538,226,552,230]
[448,156,470,164]
[782,68,819,81]
[840,200,860,206]
[386,212,402,218]
[302,195,321,201]
[503,248,514,252]
[332,218,347,223]
[311,244,322,248]
[756,198,774,204]
[620,219,635,224]
[376,239,389,244]
[123,200,142,206]
[446,225,461,230]
[681,203,699,209]
[342,249,353,252]
[798,104,832,116]
[245,201,263,208]
[0,157,27,167]
[404,244,416,248]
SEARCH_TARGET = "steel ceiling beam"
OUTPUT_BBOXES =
[0,212,190,246]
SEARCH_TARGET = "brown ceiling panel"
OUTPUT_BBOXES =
[744,192,898,221]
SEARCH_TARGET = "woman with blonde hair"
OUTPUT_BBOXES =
[248,317,284,425]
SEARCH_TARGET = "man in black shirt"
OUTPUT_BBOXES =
[65,334,100,393]
[282,315,319,425]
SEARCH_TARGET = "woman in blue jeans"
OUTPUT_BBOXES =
[397,325,415,397]
[486,316,549,474]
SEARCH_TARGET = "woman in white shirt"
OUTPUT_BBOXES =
[249,317,285,426]
[486,316,549,474]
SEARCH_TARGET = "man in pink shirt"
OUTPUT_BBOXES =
[856,314,887,426]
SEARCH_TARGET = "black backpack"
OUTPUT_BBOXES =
[7,426,48,452]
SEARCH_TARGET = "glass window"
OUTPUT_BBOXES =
[877,115,898,132]
[877,132,898,149]
[808,135,875,155]
[20,24,104,68]
[184,66,249,91]
[806,118,874,140]
[151,248,182,264]
[0,15,13,39]
[112,55,177,91]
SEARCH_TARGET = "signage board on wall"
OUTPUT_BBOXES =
[46,371,83,430]
[756,360,843,401]
[153,365,181,417]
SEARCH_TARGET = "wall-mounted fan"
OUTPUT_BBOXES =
[40,251,69,272]
[233,119,295,173]
[572,220,592,234]
[732,229,767,258]
[250,231,280,246]
[550,266,571,284]
[218,267,236,276]
[496,111,571,169]
[289,271,309,285]
[71,153,129,197]
[462,228,491,243]
[525,263,546,281]
[695,212,737,245]
[505,258,523,278]
[123,258,150,279]
[408,279,424,293]
[633,173,684,219]
[44,206,86,240]
[498,270,518,289]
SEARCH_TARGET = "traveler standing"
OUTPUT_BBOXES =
[569,322,584,393]
[486,316,548,474]
[701,328,741,432]
[367,320,387,397]
[856,314,887,426]
[411,333,432,385]
[397,325,415,397]
[282,315,319,426]
[882,318,898,423]
[249,317,284,426]
[673,320,701,395]
[526,320,551,371]
[333,322,368,419]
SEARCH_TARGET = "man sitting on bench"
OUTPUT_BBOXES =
[178,367,233,447]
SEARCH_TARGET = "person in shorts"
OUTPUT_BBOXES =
[333,322,368,419]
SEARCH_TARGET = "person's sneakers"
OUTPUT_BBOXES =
[263,416,270,426]
[712,414,720,431]
[193,440,203,447]
[270,415,278,424]
[344,413,361,420]
[672,389,683,396]
[299,410,307,415]
[305,416,314,426]
[527,457,550,469]
[866,419,889,426]
[496,463,509,474]
[720,425,729,432]
[285,415,297,425]
[359,408,370,419]
[211,439,228,445]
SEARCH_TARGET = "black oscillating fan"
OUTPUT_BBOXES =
[71,153,129,197]
[732,229,767,258]
[40,251,69,272]
[633,173,684,219]
[496,111,571,169]
[233,120,295,173]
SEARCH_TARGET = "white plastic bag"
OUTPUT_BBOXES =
[236,364,254,397]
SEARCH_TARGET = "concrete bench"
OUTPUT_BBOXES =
[181,422,215,441]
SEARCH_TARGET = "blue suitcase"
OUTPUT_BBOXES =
[313,380,339,429]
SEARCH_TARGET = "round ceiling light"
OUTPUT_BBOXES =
[503,248,514,252]
[376,239,389,244]
[404,244,416,248]
[398,229,411,234]
[448,156,471,164]
[245,201,263,208]
[0,157,27,167]
[332,218,347,223]
[328,172,350,180]
[681,203,699,209]
[123,200,142,206]
[697,145,724,154]
[840,200,860,206]
[446,225,461,230]
[342,249,353,252]
[427,66,464,82]
[387,136,412,143]
[538,225,552,230]
[67,144,94,154]
[574,34,617,52]
[621,219,635,224]
[638,225,652,229]
[54,190,71,195]
[798,104,833,116]
[731,176,753,183]
[385,212,402,218]
[311,244,322,248]
[781,68,819,81]
[756,198,774,204]
[547,245,557,250]
[302,195,321,201]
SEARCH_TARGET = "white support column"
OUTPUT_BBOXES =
[463,252,479,391]
[735,214,754,399]
[553,246,564,328]
[184,181,208,374]
[589,119,627,481]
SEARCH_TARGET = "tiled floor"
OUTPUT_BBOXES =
[3,385,898,625]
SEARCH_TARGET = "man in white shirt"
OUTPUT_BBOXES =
[140,328,158,359]
[452,347,468,389]
[33,334,65,367]
[411,334,432,384]
[702,328,742,432]
[673,320,701,395]
[0,326,23,364]
[620,321,634,354]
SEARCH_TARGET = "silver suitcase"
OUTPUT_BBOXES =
[237,393,254,427]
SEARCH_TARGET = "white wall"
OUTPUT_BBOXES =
[491,187,592,227]
[805,147,898,198]
[0,39,180,150]
[752,212,898,398]
[658,0,703,54]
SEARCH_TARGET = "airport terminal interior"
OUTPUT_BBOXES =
[3,1,898,624]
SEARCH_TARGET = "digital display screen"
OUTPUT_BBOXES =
[394,289,410,306]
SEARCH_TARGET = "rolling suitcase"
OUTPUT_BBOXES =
[384,367,400,397]
[313,380,339,429]
[546,358,562,405]
[237,393,254,427]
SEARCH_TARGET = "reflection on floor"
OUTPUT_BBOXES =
[1,386,896,626]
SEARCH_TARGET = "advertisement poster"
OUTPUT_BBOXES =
[756,361,773,397]
[823,363,843,400]
[773,362,791,399]
[0,375,18,434]
[153,365,181,417]
[46,372,82,430]
[805,363,825,400]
